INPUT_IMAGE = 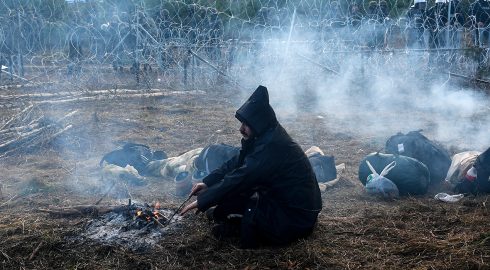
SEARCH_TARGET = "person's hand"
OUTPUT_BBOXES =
[190,182,208,196]
[180,200,198,215]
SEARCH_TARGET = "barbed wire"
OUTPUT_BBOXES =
[0,0,489,90]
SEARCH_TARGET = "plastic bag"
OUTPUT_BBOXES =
[365,161,399,199]
[366,175,400,199]
[434,193,464,203]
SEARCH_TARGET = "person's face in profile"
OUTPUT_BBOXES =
[239,122,254,140]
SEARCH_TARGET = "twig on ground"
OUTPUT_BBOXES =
[0,104,34,130]
[28,241,44,261]
[0,194,20,208]
[0,249,11,261]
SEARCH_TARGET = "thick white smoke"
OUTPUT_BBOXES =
[232,12,490,152]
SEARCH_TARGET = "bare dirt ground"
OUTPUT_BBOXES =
[0,70,488,270]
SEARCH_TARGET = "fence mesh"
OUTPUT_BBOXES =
[0,0,489,90]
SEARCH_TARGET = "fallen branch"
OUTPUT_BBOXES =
[0,69,30,82]
[28,241,44,261]
[0,249,11,261]
[0,124,73,159]
[0,122,41,135]
[0,194,20,208]
[0,124,59,153]
[35,90,205,105]
[0,109,75,157]
[0,104,34,130]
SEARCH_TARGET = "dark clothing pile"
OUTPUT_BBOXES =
[99,143,167,176]
[197,85,322,248]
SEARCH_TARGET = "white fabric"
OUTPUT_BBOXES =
[445,151,480,188]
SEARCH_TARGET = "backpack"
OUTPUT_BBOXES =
[193,144,240,175]
[385,130,451,184]
[359,152,430,195]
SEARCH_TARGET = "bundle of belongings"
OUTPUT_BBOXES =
[359,130,452,196]
[305,146,345,192]
[100,143,343,195]
[445,147,490,194]
[100,143,168,185]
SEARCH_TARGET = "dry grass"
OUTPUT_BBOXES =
[0,72,488,270]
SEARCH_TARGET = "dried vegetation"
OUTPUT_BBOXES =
[0,72,488,270]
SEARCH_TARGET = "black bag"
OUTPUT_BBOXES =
[473,147,490,193]
[474,147,490,178]
[359,152,430,195]
[100,143,167,176]
[308,154,337,183]
[193,144,240,175]
[385,130,451,184]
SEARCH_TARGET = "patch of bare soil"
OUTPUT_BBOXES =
[0,76,488,270]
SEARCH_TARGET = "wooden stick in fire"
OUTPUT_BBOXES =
[152,217,166,229]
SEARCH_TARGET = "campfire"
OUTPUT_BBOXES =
[78,200,182,252]
[132,201,168,228]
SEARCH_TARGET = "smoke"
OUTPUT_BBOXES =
[231,12,490,152]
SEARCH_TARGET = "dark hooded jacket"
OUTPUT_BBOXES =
[197,85,322,246]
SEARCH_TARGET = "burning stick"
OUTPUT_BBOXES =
[152,217,166,229]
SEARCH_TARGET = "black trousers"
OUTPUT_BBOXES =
[212,192,317,249]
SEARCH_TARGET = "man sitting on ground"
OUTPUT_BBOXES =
[180,85,322,248]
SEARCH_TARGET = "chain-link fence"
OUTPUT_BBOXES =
[0,0,489,89]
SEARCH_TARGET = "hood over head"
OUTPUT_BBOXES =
[235,85,278,137]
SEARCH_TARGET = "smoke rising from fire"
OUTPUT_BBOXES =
[231,16,490,152]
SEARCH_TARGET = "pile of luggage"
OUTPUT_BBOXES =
[358,130,490,197]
